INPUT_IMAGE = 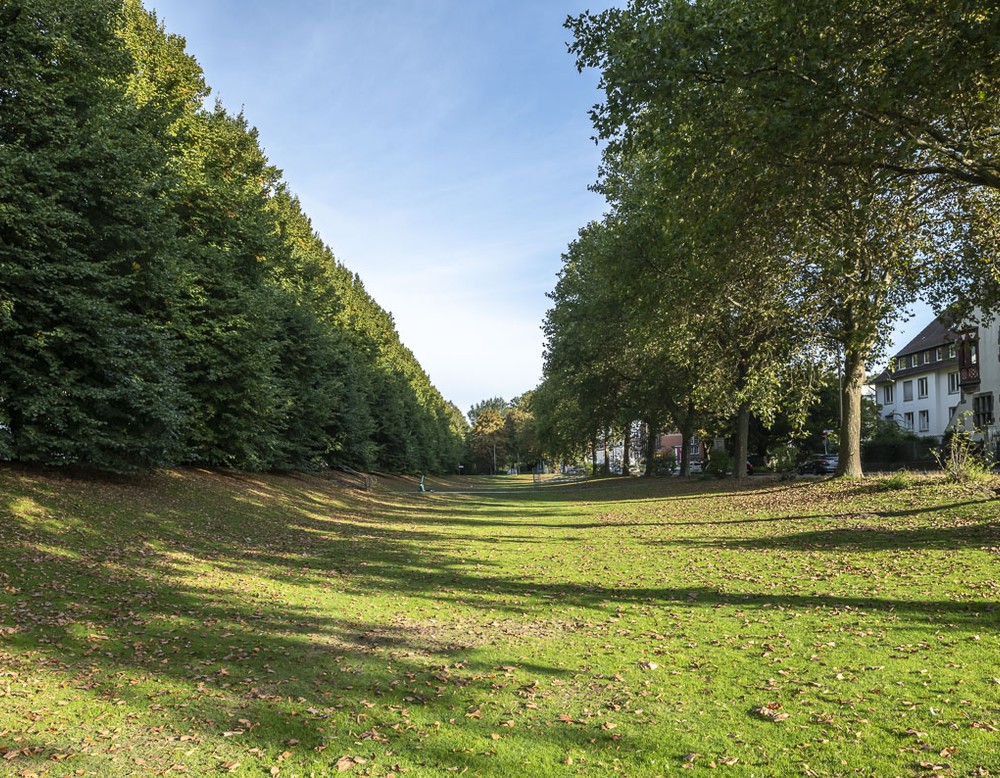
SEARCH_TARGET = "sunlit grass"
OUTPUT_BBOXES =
[0,467,998,776]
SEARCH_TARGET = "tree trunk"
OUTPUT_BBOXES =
[733,402,750,481]
[591,438,598,476]
[603,427,611,475]
[644,420,658,477]
[680,429,691,476]
[836,346,866,478]
[622,423,631,475]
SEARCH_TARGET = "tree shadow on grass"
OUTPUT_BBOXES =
[653,513,1000,554]
[0,496,596,773]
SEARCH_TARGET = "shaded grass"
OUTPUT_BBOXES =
[1,466,999,776]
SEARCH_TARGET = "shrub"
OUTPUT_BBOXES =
[651,451,677,476]
[766,442,799,473]
[935,413,994,483]
[706,450,732,479]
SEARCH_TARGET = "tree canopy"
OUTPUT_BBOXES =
[538,0,1000,477]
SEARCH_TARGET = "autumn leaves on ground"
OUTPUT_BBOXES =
[1,468,999,777]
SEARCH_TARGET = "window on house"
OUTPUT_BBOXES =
[948,406,957,423]
[948,372,960,394]
[917,377,928,398]
[918,410,929,432]
[883,384,894,404]
[904,412,914,430]
[935,347,942,361]
[974,394,994,427]
[903,380,913,402]
[908,354,916,368]
[948,343,957,359]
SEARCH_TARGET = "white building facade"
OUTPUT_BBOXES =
[948,316,998,445]
[871,317,967,442]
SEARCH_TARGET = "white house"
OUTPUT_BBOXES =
[871,311,999,446]
[870,316,964,441]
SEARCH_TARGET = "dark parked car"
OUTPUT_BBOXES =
[798,454,839,475]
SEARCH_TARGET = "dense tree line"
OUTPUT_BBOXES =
[539,0,1000,478]
[0,0,466,474]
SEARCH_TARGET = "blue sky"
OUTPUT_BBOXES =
[146,0,619,416]
[146,1,928,416]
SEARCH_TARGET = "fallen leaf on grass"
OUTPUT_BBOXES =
[219,761,240,772]
[336,756,367,772]
[752,703,789,722]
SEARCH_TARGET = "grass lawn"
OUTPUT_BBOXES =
[1,467,999,777]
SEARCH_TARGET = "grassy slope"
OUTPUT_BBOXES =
[1,467,999,777]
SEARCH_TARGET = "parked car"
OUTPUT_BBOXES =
[798,454,839,475]
[746,460,754,476]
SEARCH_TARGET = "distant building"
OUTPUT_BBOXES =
[871,313,993,443]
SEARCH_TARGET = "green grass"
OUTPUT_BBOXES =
[1,467,999,777]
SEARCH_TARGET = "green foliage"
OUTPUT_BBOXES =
[705,450,732,479]
[0,0,185,473]
[468,406,506,474]
[564,0,1000,479]
[868,412,925,445]
[650,451,677,476]
[935,413,994,483]
[766,442,800,474]
[468,397,508,427]
[0,0,463,475]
